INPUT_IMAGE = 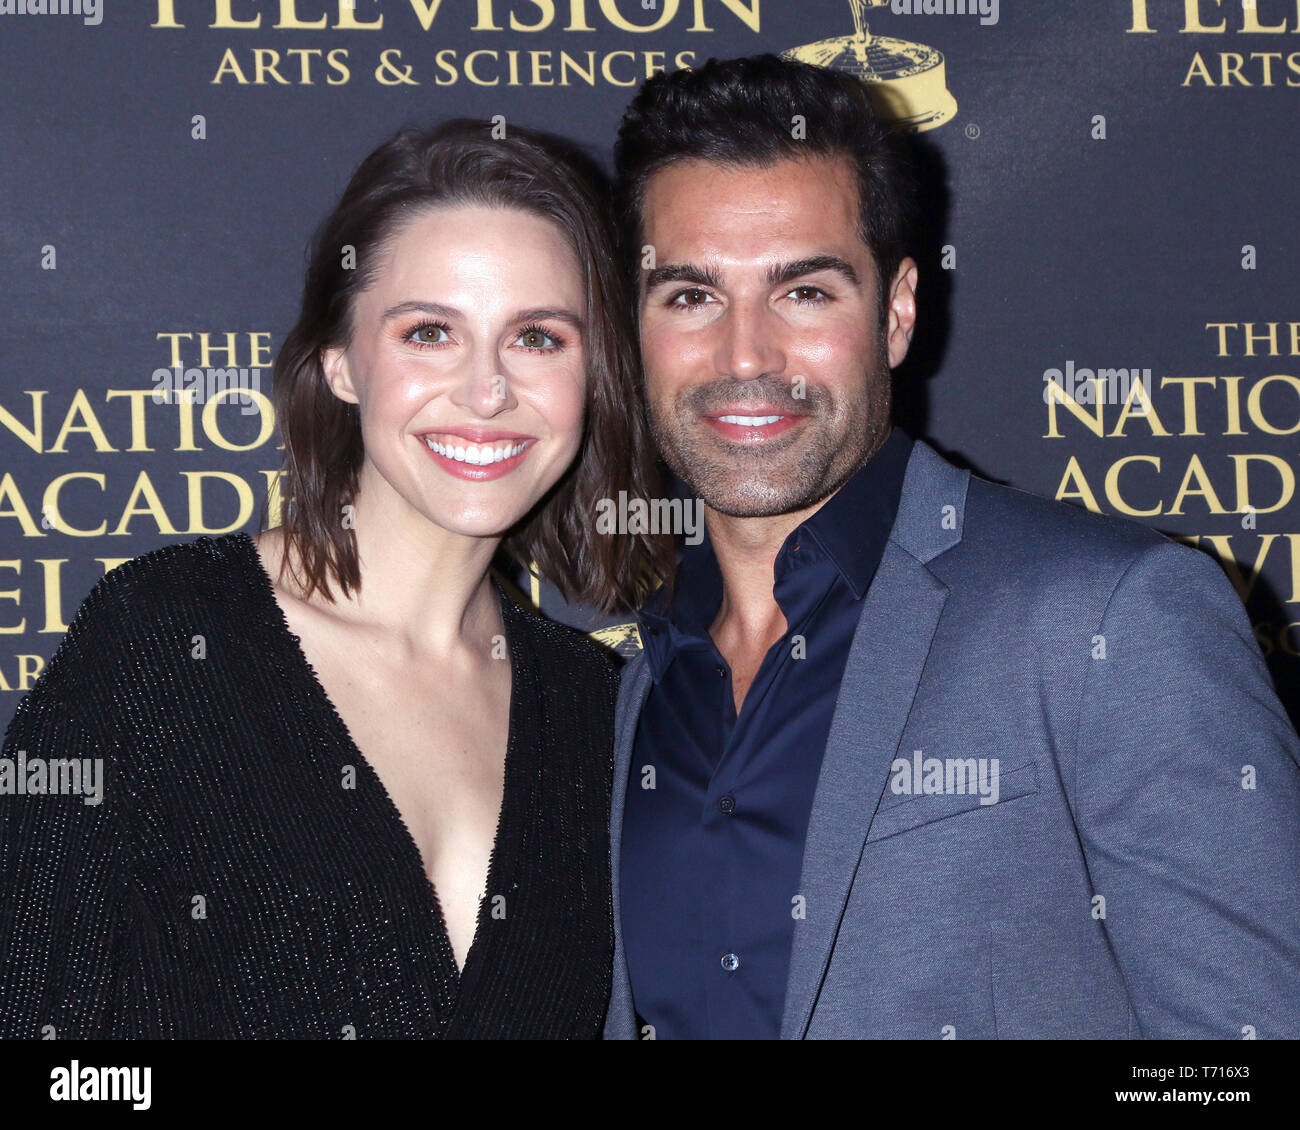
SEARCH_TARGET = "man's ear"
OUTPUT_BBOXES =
[321,345,360,405]
[885,257,919,369]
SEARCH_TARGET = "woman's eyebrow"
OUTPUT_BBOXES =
[382,299,461,321]
[381,300,584,329]
[512,307,586,330]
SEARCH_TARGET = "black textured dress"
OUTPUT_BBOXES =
[0,533,616,1039]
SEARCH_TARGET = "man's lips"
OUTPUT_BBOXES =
[702,410,807,442]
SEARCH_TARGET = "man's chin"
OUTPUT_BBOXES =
[692,481,830,520]
[660,433,855,519]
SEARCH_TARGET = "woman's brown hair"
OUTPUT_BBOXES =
[268,118,670,613]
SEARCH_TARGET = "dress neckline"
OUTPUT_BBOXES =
[230,529,527,1007]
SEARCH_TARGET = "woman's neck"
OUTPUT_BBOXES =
[283,474,505,660]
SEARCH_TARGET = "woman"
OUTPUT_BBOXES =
[0,120,668,1038]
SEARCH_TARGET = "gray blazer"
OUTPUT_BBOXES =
[604,438,1300,1039]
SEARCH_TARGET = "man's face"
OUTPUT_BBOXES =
[638,154,916,518]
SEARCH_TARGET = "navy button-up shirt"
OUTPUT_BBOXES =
[621,426,913,1040]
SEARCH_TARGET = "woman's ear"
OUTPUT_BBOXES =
[321,345,360,405]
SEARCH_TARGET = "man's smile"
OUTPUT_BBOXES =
[702,410,808,442]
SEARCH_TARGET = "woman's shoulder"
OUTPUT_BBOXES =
[40,534,265,683]
[68,533,257,627]
[95,531,254,590]
[498,594,619,785]
[499,589,620,691]
[5,533,266,747]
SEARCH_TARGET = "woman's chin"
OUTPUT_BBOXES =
[420,502,538,541]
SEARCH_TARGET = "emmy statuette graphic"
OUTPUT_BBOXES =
[783,0,959,131]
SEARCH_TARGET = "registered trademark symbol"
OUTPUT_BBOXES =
[964,123,981,140]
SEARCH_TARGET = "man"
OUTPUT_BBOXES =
[603,54,1300,1040]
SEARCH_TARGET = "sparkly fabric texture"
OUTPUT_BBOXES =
[0,533,615,1039]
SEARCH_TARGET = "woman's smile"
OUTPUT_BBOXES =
[417,428,537,480]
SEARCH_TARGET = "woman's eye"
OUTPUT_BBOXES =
[517,326,560,350]
[410,323,449,346]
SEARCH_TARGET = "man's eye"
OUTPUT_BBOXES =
[671,288,714,307]
[410,323,449,346]
[788,286,828,304]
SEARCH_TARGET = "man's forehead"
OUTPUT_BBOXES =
[640,154,860,245]
[639,156,866,276]
[644,152,857,202]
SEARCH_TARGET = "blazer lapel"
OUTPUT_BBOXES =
[604,650,653,1040]
[780,439,970,1039]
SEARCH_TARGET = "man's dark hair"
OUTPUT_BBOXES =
[614,54,918,320]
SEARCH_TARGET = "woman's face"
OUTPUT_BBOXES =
[322,204,588,539]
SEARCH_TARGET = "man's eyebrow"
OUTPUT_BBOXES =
[767,255,861,288]
[380,300,585,330]
[642,263,724,293]
[641,256,861,294]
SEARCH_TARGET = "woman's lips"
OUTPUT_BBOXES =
[417,432,535,480]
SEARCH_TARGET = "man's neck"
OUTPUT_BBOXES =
[706,503,818,641]
[705,487,837,713]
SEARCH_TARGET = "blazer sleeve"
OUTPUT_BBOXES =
[0,586,132,1039]
[1074,538,1300,1039]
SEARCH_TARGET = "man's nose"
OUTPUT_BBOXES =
[715,300,787,381]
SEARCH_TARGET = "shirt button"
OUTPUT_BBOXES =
[718,795,736,814]
[721,953,741,973]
